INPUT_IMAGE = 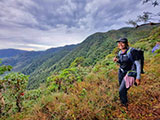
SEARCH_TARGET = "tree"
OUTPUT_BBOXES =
[70,57,85,67]
[0,60,12,115]
[3,73,29,112]
[127,0,160,27]
[0,60,29,114]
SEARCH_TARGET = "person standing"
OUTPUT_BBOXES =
[113,38,141,107]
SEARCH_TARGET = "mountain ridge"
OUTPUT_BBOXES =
[1,24,160,89]
[0,48,29,58]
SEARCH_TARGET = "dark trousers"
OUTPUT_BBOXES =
[118,69,129,105]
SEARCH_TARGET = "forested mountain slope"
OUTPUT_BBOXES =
[2,25,160,120]
[1,50,42,71]
[28,26,160,119]
[52,24,160,72]
[0,45,77,89]
[1,25,160,120]
[1,24,159,90]
[23,45,78,89]
[28,24,160,89]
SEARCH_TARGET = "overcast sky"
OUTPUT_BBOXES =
[0,0,159,51]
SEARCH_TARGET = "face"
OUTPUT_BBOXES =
[117,42,127,50]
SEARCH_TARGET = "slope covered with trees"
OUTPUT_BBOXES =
[1,25,159,89]
[27,24,160,89]
[23,45,78,89]
[0,45,77,89]
[0,25,160,120]
[26,26,160,119]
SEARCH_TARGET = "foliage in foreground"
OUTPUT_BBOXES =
[0,64,29,117]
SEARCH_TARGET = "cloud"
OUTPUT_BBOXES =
[0,0,38,28]
[0,24,89,51]
[0,0,159,50]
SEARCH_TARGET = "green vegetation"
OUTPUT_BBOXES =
[46,57,91,93]
[1,25,159,89]
[25,45,77,89]
[3,73,29,112]
[0,25,160,120]
[27,24,160,89]
[0,62,28,117]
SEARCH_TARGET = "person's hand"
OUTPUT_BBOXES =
[113,57,118,62]
[135,79,141,85]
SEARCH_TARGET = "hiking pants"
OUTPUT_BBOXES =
[118,69,129,105]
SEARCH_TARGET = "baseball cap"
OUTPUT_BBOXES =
[116,38,128,43]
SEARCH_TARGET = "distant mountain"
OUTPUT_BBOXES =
[1,50,43,71]
[0,45,78,89]
[1,24,160,89]
[1,45,77,72]
[0,49,28,58]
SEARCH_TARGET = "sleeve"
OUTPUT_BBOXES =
[131,49,141,79]
[134,60,141,79]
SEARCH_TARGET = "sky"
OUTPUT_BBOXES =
[0,0,159,51]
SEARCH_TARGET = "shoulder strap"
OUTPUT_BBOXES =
[127,47,132,54]
[118,47,134,61]
[127,47,134,62]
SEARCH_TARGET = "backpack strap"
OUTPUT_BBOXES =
[126,47,134,62]
[118,47,135,64]
[118,47,133,60]
[127,47,132,54]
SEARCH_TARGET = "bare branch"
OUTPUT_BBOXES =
[137,12,152,23]
[142,0,151,4]
[126,20,138,27]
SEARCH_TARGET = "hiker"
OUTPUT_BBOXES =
[113,38,141,107]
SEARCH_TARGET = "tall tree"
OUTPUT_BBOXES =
[127,0,160,27]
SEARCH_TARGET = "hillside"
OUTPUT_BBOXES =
[1,25,159,120]
[1,51,42,71]
[0,45,77,89]
[0,49,28,58]
[1,24,159,90]
[26,26,160,119]
[23,45,78,89]
[27,24,160,89]
[49,24,160,71]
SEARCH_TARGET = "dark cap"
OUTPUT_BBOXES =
[116,38,128,43]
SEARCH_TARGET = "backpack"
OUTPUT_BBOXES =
[119,47,144,74]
